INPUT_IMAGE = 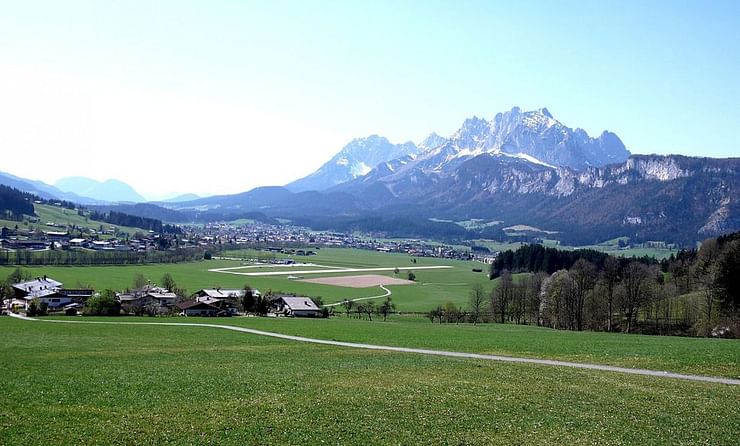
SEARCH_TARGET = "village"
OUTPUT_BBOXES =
[2,274,325,318]
[1,209,493,263]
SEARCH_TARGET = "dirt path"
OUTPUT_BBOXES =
[322,285,392,307]
[9,313,739,385]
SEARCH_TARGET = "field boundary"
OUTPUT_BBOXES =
[9,313,740,386]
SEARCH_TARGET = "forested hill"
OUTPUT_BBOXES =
[0,185,35,219]
[89,210,181,234]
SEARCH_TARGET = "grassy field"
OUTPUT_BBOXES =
[44,315,740,379]
[0,203,146,238]
[1,248,494,311]
[1,316,738,445]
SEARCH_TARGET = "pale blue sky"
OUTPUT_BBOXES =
[1,1,738,198]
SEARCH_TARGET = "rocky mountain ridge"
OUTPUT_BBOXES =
[288,107,631,193]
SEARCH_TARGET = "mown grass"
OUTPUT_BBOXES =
[45,315,740,379]
[1,316,738,445]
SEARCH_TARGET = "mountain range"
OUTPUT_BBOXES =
[2,107,738,246]
[168,107,737,245]
[288,107,631,191]
[54,177,147,203]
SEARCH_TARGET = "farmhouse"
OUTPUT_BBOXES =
[10,276,93,310]
[273,296,321,317]
[118,285,177,314]
[177,300,223,317]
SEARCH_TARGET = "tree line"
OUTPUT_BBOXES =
[89,210,182,234]
[0,247,207,266]
[488,243,662,279]
[429,232,739,337]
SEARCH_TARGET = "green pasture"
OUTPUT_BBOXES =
[1,316,738,445]
[42,315,739,379]
[1,203,146,238]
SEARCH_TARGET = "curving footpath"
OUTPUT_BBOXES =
[323,285,392,307]
[9,313,740,386]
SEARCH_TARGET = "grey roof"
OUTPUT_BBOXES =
[13,277,63,293]
[280,297,320,311]
[198,289,246,298]
[177,300,221,311]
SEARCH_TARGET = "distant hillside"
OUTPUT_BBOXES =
[0,171,97,203]
[55,177,146,203]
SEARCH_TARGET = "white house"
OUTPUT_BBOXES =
[273,296,322,317]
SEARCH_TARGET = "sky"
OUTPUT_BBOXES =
[1,1,739,200]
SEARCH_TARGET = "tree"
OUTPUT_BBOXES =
[491,270,513,324]
[133,273,148,289]
[468,283,486,325]
[378,297,396,322]
[526,272,547,326]
[83,290,121,316]
[363,301,375,321]
[241,285,256,313]
[540,270,573,329]
[601,256,620,332]
[693,239,721,336]
[619,262,652,333]
[7,267,31,285]
[570,259,597,331]
[161,273,176,292]
[715,239,740,324]
[442,302,460,323]
[341,300,354,318]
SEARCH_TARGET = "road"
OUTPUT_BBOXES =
[8,313,739,385]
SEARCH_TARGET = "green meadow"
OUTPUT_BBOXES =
[1,248,494,311]
[1,316,738,445]
[0,204,145,238]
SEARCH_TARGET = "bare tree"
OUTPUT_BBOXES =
[601,256,620,332]
[363,301,375,321]
[526,272,547,326]
[693,239,721,335]
[491,270,513,324]
[468,283,486,325]
[619,262,651,333]
[570,259,597,331]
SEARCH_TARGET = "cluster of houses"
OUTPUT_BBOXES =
[6,276,94,312]
[0,225,182,252]
[2,276,322,318]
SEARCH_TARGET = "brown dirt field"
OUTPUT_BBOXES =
[299,274,415,288]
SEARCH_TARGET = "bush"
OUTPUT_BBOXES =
[83,290,121,316]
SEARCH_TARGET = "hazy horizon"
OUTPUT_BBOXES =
[2,1,739,199]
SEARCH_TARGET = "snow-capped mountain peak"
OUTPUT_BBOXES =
[286,135,422,192]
